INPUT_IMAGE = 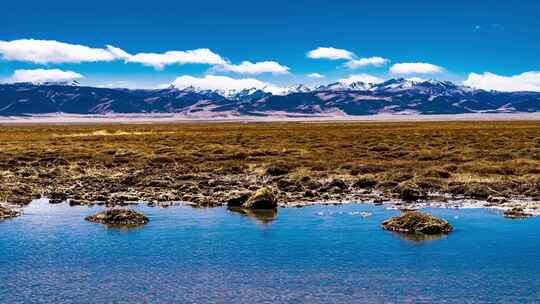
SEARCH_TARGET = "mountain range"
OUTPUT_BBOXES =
[1,78,539,117]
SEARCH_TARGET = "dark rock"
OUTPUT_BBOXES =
[304,180,322,190]
[303,190,316,198]
[227,191,252,207]
[49,191,68,204]
[373,198,384,205]
[451,182,495,199]
[264,163,290,176]
[242,188,277,209]
[352,175,378,189]
[85,208,149,225]
[299,175,312,183]
[504,207,533,219]
[120,175,140,186]
[487,195,508,204]
[382,211,453,234]
[69,199,92,206]
[326,179,347,190]
[415,178,444,192]
[424,169,451,179]
[277,179,303,192]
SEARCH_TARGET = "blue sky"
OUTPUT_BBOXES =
[1,0,539,91]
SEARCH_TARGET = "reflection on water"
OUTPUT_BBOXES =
[104,223,147,231]
[1,200,540,303]
[227,207,278,225]
[386,230,449,243]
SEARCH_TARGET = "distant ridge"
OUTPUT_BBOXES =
[1,78,539,116]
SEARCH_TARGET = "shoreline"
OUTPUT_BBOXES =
[1,121,539,219]
[3,194,539,220]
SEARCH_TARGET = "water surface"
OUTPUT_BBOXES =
[1,200,539,303]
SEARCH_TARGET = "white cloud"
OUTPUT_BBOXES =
[339,74,384,84]
[0,39,289,76]
[10,69,84,83]
[0,39,227,70]
[0,39,122,64]
[127,49,226,70]
[216,61,289,74]
[105,45,132,60]
[307,73,324,78]
[463,71,540,92]
[345,57,389,69]
[171,75,283,93]
[390,62,445,75]
[307,47,355,60]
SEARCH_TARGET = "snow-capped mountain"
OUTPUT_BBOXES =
[315,81,374,92]
[1,78,539,116]
[281,84,313,94]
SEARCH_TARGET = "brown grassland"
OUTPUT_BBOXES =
[1,121,540,208]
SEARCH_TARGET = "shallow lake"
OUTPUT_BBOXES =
[1,200,540,303]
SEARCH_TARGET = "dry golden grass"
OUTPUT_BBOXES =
[1,121,539,205]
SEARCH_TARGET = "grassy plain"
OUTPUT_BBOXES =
[1,121,539,206]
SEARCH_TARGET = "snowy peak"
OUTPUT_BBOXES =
[170,85,269,99]
[280,84,312,94]
[315,81,373,92]
[168,78,465,97]
[372,78,461,92]
[373,78,417,91]
[347,81,373,91]
[15,80,81,87]
[316,82,358,91]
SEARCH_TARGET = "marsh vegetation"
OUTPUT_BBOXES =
[1,121,539,209]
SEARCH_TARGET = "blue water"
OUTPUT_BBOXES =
[1,200,540,303]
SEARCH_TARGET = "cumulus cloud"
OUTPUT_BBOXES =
[0,39,122,64]
[216,61,289,74]
[171,75,283,93]
[463,71,540,92]
[338,74,384,84]
[105,45,132,60]
[10,69,84,83]
[307,73,324,78]
[127,49,226,70]
[307,47,355,60]
[0,39,289,75]
[345,57,389,69]
[390,62,445,75]
[0,39,226,70]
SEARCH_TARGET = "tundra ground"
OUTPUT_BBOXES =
[1,121,539,209]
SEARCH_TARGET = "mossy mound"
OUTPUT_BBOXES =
[0,206,21,220]
[85,208,149,225]
[352,175,378,189]
[264,162,290,176]
[242,188,277,209]
[382,211,453,234]
[396,181,427,201]
[504,207,532,219]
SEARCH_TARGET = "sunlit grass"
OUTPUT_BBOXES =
[1,121,539,204]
